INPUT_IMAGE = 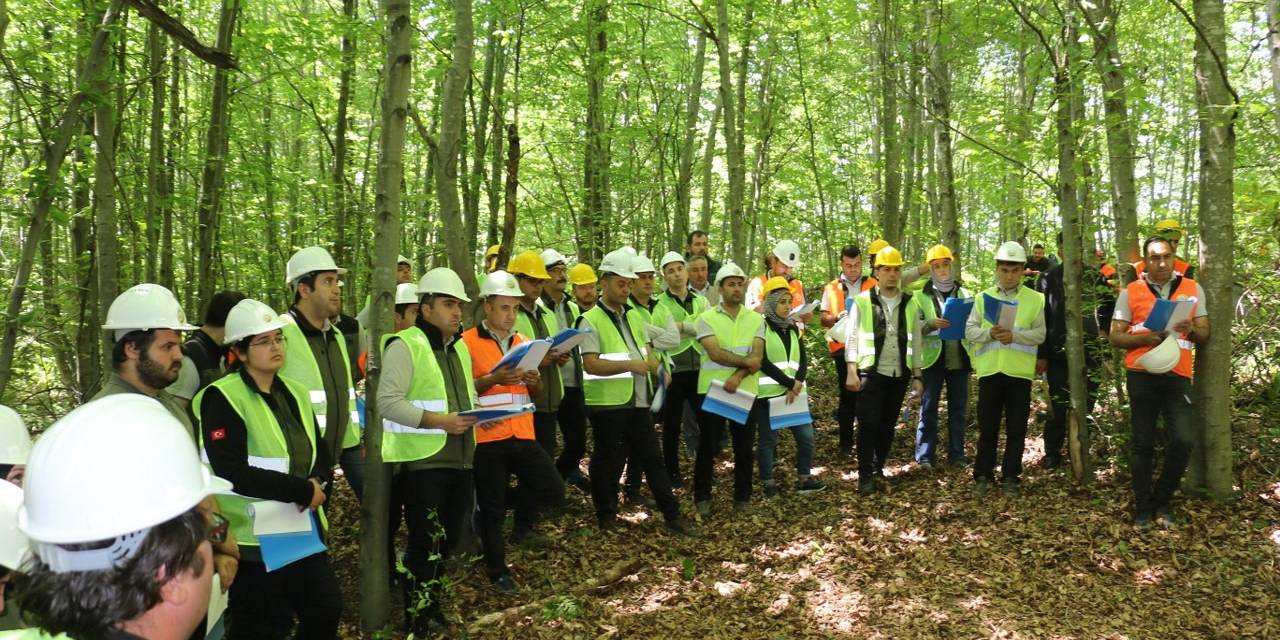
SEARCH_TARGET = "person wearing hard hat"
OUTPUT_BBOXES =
[685,230,722,284]
[575,249,698,536]
[651,251,710,489]
[1133,219,1195,280]
[0,481,28,628]
[508,250,569,459]
[375,267,480,634]
[755,277,826,497]
[693,261,766,516]
[462,272,566,594]
[484,244,502,273]
[745,241,811,330]
[193,299,340,638]
[356,255,416,354]
[10,394,232,640]
[93,283,201,440]
[843,246,924,495]
[166,290,247,409]
[0,406,29,488]
[569,263,599,312]
[1109,235,1208,529]
[279,247,364,504]
[963,241,1046,497]
[540,250,591,491]
[864,238,926,285]
[821,245,878,459]
[907,245,974,470]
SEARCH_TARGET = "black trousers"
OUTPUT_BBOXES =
[1127,371,1194,512]
[533,411,557,458]
[1044,357,1100,460]
[556,386,589,479]
[832,351,859,451]
[589,407,680,522]
[854,372,910,481]
[227,553,341,640]
[975,374,1032,482]
[474,438,565,578]
[660,370,701,483]
[693,397,756,503]
[398,467,472,619]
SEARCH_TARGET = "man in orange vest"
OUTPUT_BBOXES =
[1108,236,1209,530]
[820,245,877,458]
[1133,219,1196,280]
[462,271,566,593]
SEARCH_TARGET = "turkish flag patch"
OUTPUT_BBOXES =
[210,428,227,442]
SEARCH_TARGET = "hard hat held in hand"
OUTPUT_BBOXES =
[568,263,598,286]
[659,251,685,270]
[509,250,551,280]
[631,254,657,274]
[417,267,471,302]
[101,283,199,334]
[286,246,347,285]
[480,270,523,299]
[395,282,419,305]
[599,249,639,279]
[772,240,802,268]
[0,404,31,466]
[715,261,747,286]
[995,241,1027,263]
[223,299,290,345]
[875,246,905,267]
[0,482,30,572]
[540,249,569,267]
[18,395,232,570]
[926,244,954,264]
[1136,334,1180,374]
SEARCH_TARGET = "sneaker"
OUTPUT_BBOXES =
[1040,456,1062,470]
[491,573,518,594]
[733,499,750,512]
[948,458,970,470]
[624,491,658,509]
[1133,511,1154,531]
[763,480,780,498]
[597,516,620,531]
[665,516,700,537]
[796,477,827,494]
[972,477,991,496]
[1001,479,1021,497]
[858,480,876,496]
[1155,506,1176,528]
[695,499,712,518]
[839,447,855,461]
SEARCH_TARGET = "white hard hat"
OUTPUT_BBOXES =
[18,395,231,572]
[632,254,656,274]
[715,261,748,286]
[479,270,523,299]
[286,246,347,285]
[0,405,31,466]
[222,299,289,345]
[540,249,569,267]
[772,240,802,268]
[395,282,419,305]
[417,267,471,302]
[618,246,638,256]
[101,283,198,339]
[1136,334,1180,374]
[659,251,686,270]
[0,482,30,571]
[995,241,1028,263]
[397,254,411,265]
[599,249,638,279]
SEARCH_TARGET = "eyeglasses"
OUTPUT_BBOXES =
[249,335,286,349]
[206,511,229,544]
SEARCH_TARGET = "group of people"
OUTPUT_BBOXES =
[0,221,1208,639]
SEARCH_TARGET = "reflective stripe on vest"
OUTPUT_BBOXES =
[1122,277,1199,379]
[280,318,361,450]
[971,286,1045,381]
[759,327,802,398]
[579,305,651,406]
[462,327,536,442]
[378,327,477,462]
[696,308,763,394]
[653,291,709,359]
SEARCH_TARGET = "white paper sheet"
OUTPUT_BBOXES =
[248,500,313,536]
[789,301,820,318]
[706,378,756,411]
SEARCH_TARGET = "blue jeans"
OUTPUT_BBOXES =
[914,363,970,464]
[340,444,365,502]
[752,398,816,481]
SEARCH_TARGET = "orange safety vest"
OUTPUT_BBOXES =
[461,326,536,443]
[822,276,877,353]
[1133,258,1191,279]
[1122,277,1199,380]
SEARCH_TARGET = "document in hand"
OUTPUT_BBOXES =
[651,363,668,414]
[250,499,314,536]
[768,391,812,430]
[702,379,756,425]
[550,327,591,352]
[789,300,820,318]
[255,510,327,572]
[1145,297,1197,332]
[461,402,537,426]
[939,296,974,340]
[490,338,552,374]
[982,294,1018,330]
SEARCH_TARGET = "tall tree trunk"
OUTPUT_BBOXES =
[145,16,165,283]
[194,0,240,306]
[262,81,280,282]
[160,32,180,291]
[878,0,901,246]
[1186,0,1237,501]
[901,39,921,257]
[673,30,707,252]
[332,0,357,287]
[486,47,507,249]
[795,32,832,276]
[580,0,609,264]
[926,0,960,276]
[1269,0,1280,136]
[93,6,120,363]
[436,0,478,296]
[499,124,520,257]
[467,14,499,255]
[715,0,746,265]
[698,100,720,234]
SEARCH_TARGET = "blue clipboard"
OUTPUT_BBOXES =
[939,297,973,340]
[257,511,327,572]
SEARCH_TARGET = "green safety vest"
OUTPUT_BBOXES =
[515,301,563,398]
[192,373,325,547]
[906,285,973,368]
[850,289,913,372]
[759,326,801,398]
[378,326,477,463]
[696,307,763,394]
[971,286,1045,381]
[652,290,709,361]
[279,318,360,450]
[578,304,650,407]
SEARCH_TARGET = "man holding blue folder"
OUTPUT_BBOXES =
[510,251,568,459]
[964,242,1046,497]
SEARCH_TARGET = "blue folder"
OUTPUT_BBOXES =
[939,297,974,340]
[982,294,1016,326]
[257,511,327,572]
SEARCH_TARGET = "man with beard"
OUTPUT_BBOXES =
[687,255,719,307]
[686,230,723,284]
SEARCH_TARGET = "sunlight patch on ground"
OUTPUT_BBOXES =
[804,576,868,635]
[898,528,928,544]
[617,509,651,524]
[713,580,751,597]
[766,591,793,615]
[867,516,896,535]
[1268,528,1280,547]
[1260,482,1280,505]
[1133,565,1166,586]
[752,535,820,564]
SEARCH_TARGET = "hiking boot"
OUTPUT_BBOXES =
[1155,506,1176,528]
[491,573,518,594]
[796,476,827,494]
[624,490,658,509]
[973,477,991,497]
[858,479,876,496]
[665,516,700,537]
[762,480,780,498]
[917,460,935,471]
[1133,510,1154,531]
[1040,456,1062,470]
[597,516,620,531]
[695,499,712,518]
[948,458,970,470]
[1001,479,1021,497]
[733,499,750,513]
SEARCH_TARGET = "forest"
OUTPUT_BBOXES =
[1,0,1279,636]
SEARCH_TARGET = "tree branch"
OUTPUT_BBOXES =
[124,0,238,69]
[1165,0,1241,104]
[1005,0,1058,62]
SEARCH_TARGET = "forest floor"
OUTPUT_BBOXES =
[325,379,1280,639]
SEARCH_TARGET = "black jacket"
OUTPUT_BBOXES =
[183,329,228,391]
[1036,263,1114,361]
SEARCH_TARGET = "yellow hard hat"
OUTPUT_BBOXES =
[508,250,550,279]
[1154,219,1183,239]
[866,239,889,256]
[875,246,904,267]
[926,244,954,264]
[568,263,598,286]
[761,276,791,298]
[485,244,501,257]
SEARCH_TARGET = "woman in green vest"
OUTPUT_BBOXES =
[195,299,340,640]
